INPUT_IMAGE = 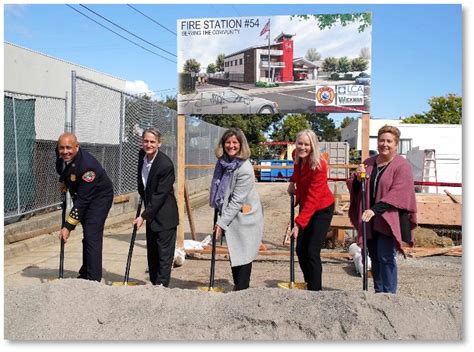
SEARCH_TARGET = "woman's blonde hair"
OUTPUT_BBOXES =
[378,125,401,144]
[215,127,251,160]
[294,129,322,170]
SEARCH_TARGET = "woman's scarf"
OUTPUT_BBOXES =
[209,155,244,212]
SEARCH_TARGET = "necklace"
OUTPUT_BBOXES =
[373,161,391,195]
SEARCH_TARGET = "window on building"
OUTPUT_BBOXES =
[230,61,233,66]
[398,139,412,155]
[239,58,243,65]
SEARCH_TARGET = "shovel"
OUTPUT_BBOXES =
[198,208,224,292]
[278,193,307,290]
[360,168,369,291]
[58,192,66,279]
[112,198,143,286]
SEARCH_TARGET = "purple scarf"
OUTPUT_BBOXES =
[209,155,244,212]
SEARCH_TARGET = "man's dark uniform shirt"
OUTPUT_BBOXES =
[56,146,114,281]
[56,148,114,230]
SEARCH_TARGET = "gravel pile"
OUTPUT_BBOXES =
[5,279,461,341]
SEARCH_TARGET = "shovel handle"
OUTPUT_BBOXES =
[209,208,218,290]
[290,194,295,284]
[361,179,368,291]
[59,193,66,279]
[123,198,143,284]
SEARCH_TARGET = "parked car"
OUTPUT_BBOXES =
[355,72,371,85]
[178,89,279,115]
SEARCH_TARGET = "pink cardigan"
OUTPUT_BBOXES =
[347,155,417,254]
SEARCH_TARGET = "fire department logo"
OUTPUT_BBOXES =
[82,171,96,183]
[316,86,335,105]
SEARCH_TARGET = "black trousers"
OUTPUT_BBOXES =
[231,262,253,291]
[78,192,113,282]
[146,225,176,287]
[296,203,334,291]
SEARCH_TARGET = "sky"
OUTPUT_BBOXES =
[3,1,464,126]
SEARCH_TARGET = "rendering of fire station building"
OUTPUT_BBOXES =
[223,33,320,84]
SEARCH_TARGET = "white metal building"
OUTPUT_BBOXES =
[341,118,462,194]
[4,42,127,142]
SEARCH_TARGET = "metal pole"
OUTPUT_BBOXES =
[267,19,271,83]
[71,71,76,134]
[290,193,295,288]
[12,97,21,216]
[360,171,369,291]
[118,92,124,194]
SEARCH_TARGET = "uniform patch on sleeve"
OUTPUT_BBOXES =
[82,170,96,183]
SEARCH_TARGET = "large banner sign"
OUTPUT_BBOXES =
[177,13,372,115]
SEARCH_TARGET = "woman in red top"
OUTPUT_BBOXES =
[287,129,335,291]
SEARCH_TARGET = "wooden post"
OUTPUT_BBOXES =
[184,183,197,240]
[176,114,185,249]
[361,112,370,162]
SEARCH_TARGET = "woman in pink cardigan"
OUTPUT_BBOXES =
[347,125,417,293]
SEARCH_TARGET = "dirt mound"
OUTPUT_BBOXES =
[4,279,461,341]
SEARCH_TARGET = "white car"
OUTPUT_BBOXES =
[179,89,279,115]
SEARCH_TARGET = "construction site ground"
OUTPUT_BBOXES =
[4,183,463,340]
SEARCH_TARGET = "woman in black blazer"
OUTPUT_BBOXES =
[133,128,179,287]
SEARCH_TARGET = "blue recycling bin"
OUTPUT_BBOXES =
[259,160,294,182]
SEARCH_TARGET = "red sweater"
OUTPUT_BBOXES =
[290,158,334,229]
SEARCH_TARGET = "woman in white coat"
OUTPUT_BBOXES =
[209,128,264,290]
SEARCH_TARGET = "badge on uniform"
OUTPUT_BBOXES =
[70,174,76,182]
[82,171,96,183]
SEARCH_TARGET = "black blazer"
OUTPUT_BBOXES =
[137,149,179,232]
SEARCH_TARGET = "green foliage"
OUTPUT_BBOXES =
[402,94,462,124]
[351,57,369,72]
[292,13,372,33]
[196,114,282,158]
[255,81,279,88]
[161,95,177,111]
[206,63,217,74]
[322,57,338,73]
[271,114,310,142]
[337,56,351,73]
[215,54,225,72]
[307,113,338,141]
[305,48,322,62]
[340,116,356,129]
[183,58,200,73]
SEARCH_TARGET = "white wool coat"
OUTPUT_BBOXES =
[216,160,264,267]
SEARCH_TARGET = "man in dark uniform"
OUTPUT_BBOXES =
[56,132,114,282]
[133,128,178,287]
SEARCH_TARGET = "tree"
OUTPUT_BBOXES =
[350,57,368,72]
[402,94,462,124]
[197,114,283,158]
[322,57,338,73]
[359,47,370,60]
[292,13,372,33]
[340,116,356,129]
[183,58,200,73]
[162,95,177,111]
[337,56,351,74]
[306,113,338,141]
[206,63,217,74]
[271,114,310,142]
[215,54,225,72]
[305,48,322,62]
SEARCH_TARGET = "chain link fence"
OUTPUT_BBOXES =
[4,91,67,220]
[73,75,177,196]
[186,116,225,181]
